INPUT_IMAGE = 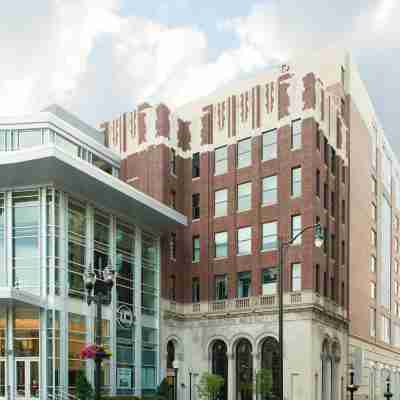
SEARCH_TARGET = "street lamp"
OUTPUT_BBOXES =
[172,360,180,400]
[384,376,393,399]
[346,365,359,400]
[84,263,116,400]
[278,223,324,400]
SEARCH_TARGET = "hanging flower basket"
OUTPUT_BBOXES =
[80,344,112,360]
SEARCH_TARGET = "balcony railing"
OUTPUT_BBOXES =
[162,290,347,320]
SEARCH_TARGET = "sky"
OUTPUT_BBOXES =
[0,0,399,152]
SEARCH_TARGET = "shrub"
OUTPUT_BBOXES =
[197,372,225,400]
[75,370,94,400]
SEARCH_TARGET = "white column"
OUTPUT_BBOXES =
[252,352,259,400]
[7,306,14,399]
[40,309,48,400]
[134,226,142,396]
[227,352,235,400]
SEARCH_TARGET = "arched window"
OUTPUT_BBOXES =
[321,340,330,400]
[167,340,175,369]
[261,337,280,397]
[236,339,252,400]
[212,340,228,400]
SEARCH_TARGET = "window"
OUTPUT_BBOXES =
[315,264,320,293]
[331,192,335,217]
[262,129,277,161]
[370,282,376,299]
[215,146,228,175]
[192,236,200,263]
[331,148,336,175]
[237,138,252,168]
[192,152,200,178]
[192,278,200,303]
[262,175,278,205]
[237,227,252,255]
[341,282,345,307]
[395,281,399,296]
[291,167,302,197]
[382,315,391,343]
[291,263,301,291]
[291,215,302,245]
[316,170,320,197]
[323,227,328,254]
[170,233,176,260]
[371,255,376,273]
[215,189,228,217]
[262,268,277,295]
[316,129,320,150]
[262,222,278,251]
[396,238,399,253]
[170,275,176,300]
[192,193,200,219]
[323,272,328,296]
[371,203,377,221]
[396,303,400,318]
[370,308,376,337]
[323,183,328,209]
[342,200,346,224]
[395,216,400,231]
[291,119,301,150]
[341,241,345,265]
[371,229,377,247]
[342,166,346,184]
[237,272,251,298]
[170,148,176,175]
[324,138,329,165]
[237,182,252,212]
[331,234,336,259]
[170,190,176,210]
[215,232,228,258]
[395,259,399,274]
[330,277,335,300]
[215,275,227,300]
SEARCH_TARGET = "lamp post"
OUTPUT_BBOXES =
[278,223,324,400]
[172,360,179,400]
[84,264,116,400]
[346,365,359,400]
[188,368,193,400]
[384,376,393,399]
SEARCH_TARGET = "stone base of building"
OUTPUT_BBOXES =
[350,336,400,399]
[161,299,348,400]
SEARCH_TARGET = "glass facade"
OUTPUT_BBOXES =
[0,128,119,177]
[0,186,161,398]
[381,195,391,309]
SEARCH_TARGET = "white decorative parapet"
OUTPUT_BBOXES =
[163,290,348,319]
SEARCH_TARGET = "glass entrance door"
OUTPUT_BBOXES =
[0,359,6,400]
[15,359,39,399]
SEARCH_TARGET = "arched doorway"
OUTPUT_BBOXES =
[236,339,253,400]
[167,340,175,369]
[261,337,280,398]
[212,340,228,400]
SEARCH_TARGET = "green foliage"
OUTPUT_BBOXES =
[197,372,225,400]
[75,370,94,400]
[101,397,141,400]
[255,369,273,400]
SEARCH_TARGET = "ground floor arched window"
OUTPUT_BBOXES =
[212,340,228,400]
[261,337,280,398]
[167,340,175,369]
[236,339,253,400]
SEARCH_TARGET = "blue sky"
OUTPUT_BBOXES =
[0,0,399,152]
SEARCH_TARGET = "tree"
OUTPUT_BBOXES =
[255,369,273,400]
[75,370,94,400]
[197,372,225,400]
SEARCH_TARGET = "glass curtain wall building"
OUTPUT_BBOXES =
[0,106,185,400]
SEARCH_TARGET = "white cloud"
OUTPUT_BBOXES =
[0,0,399,142]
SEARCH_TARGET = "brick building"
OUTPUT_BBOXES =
[101,48,400,400]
